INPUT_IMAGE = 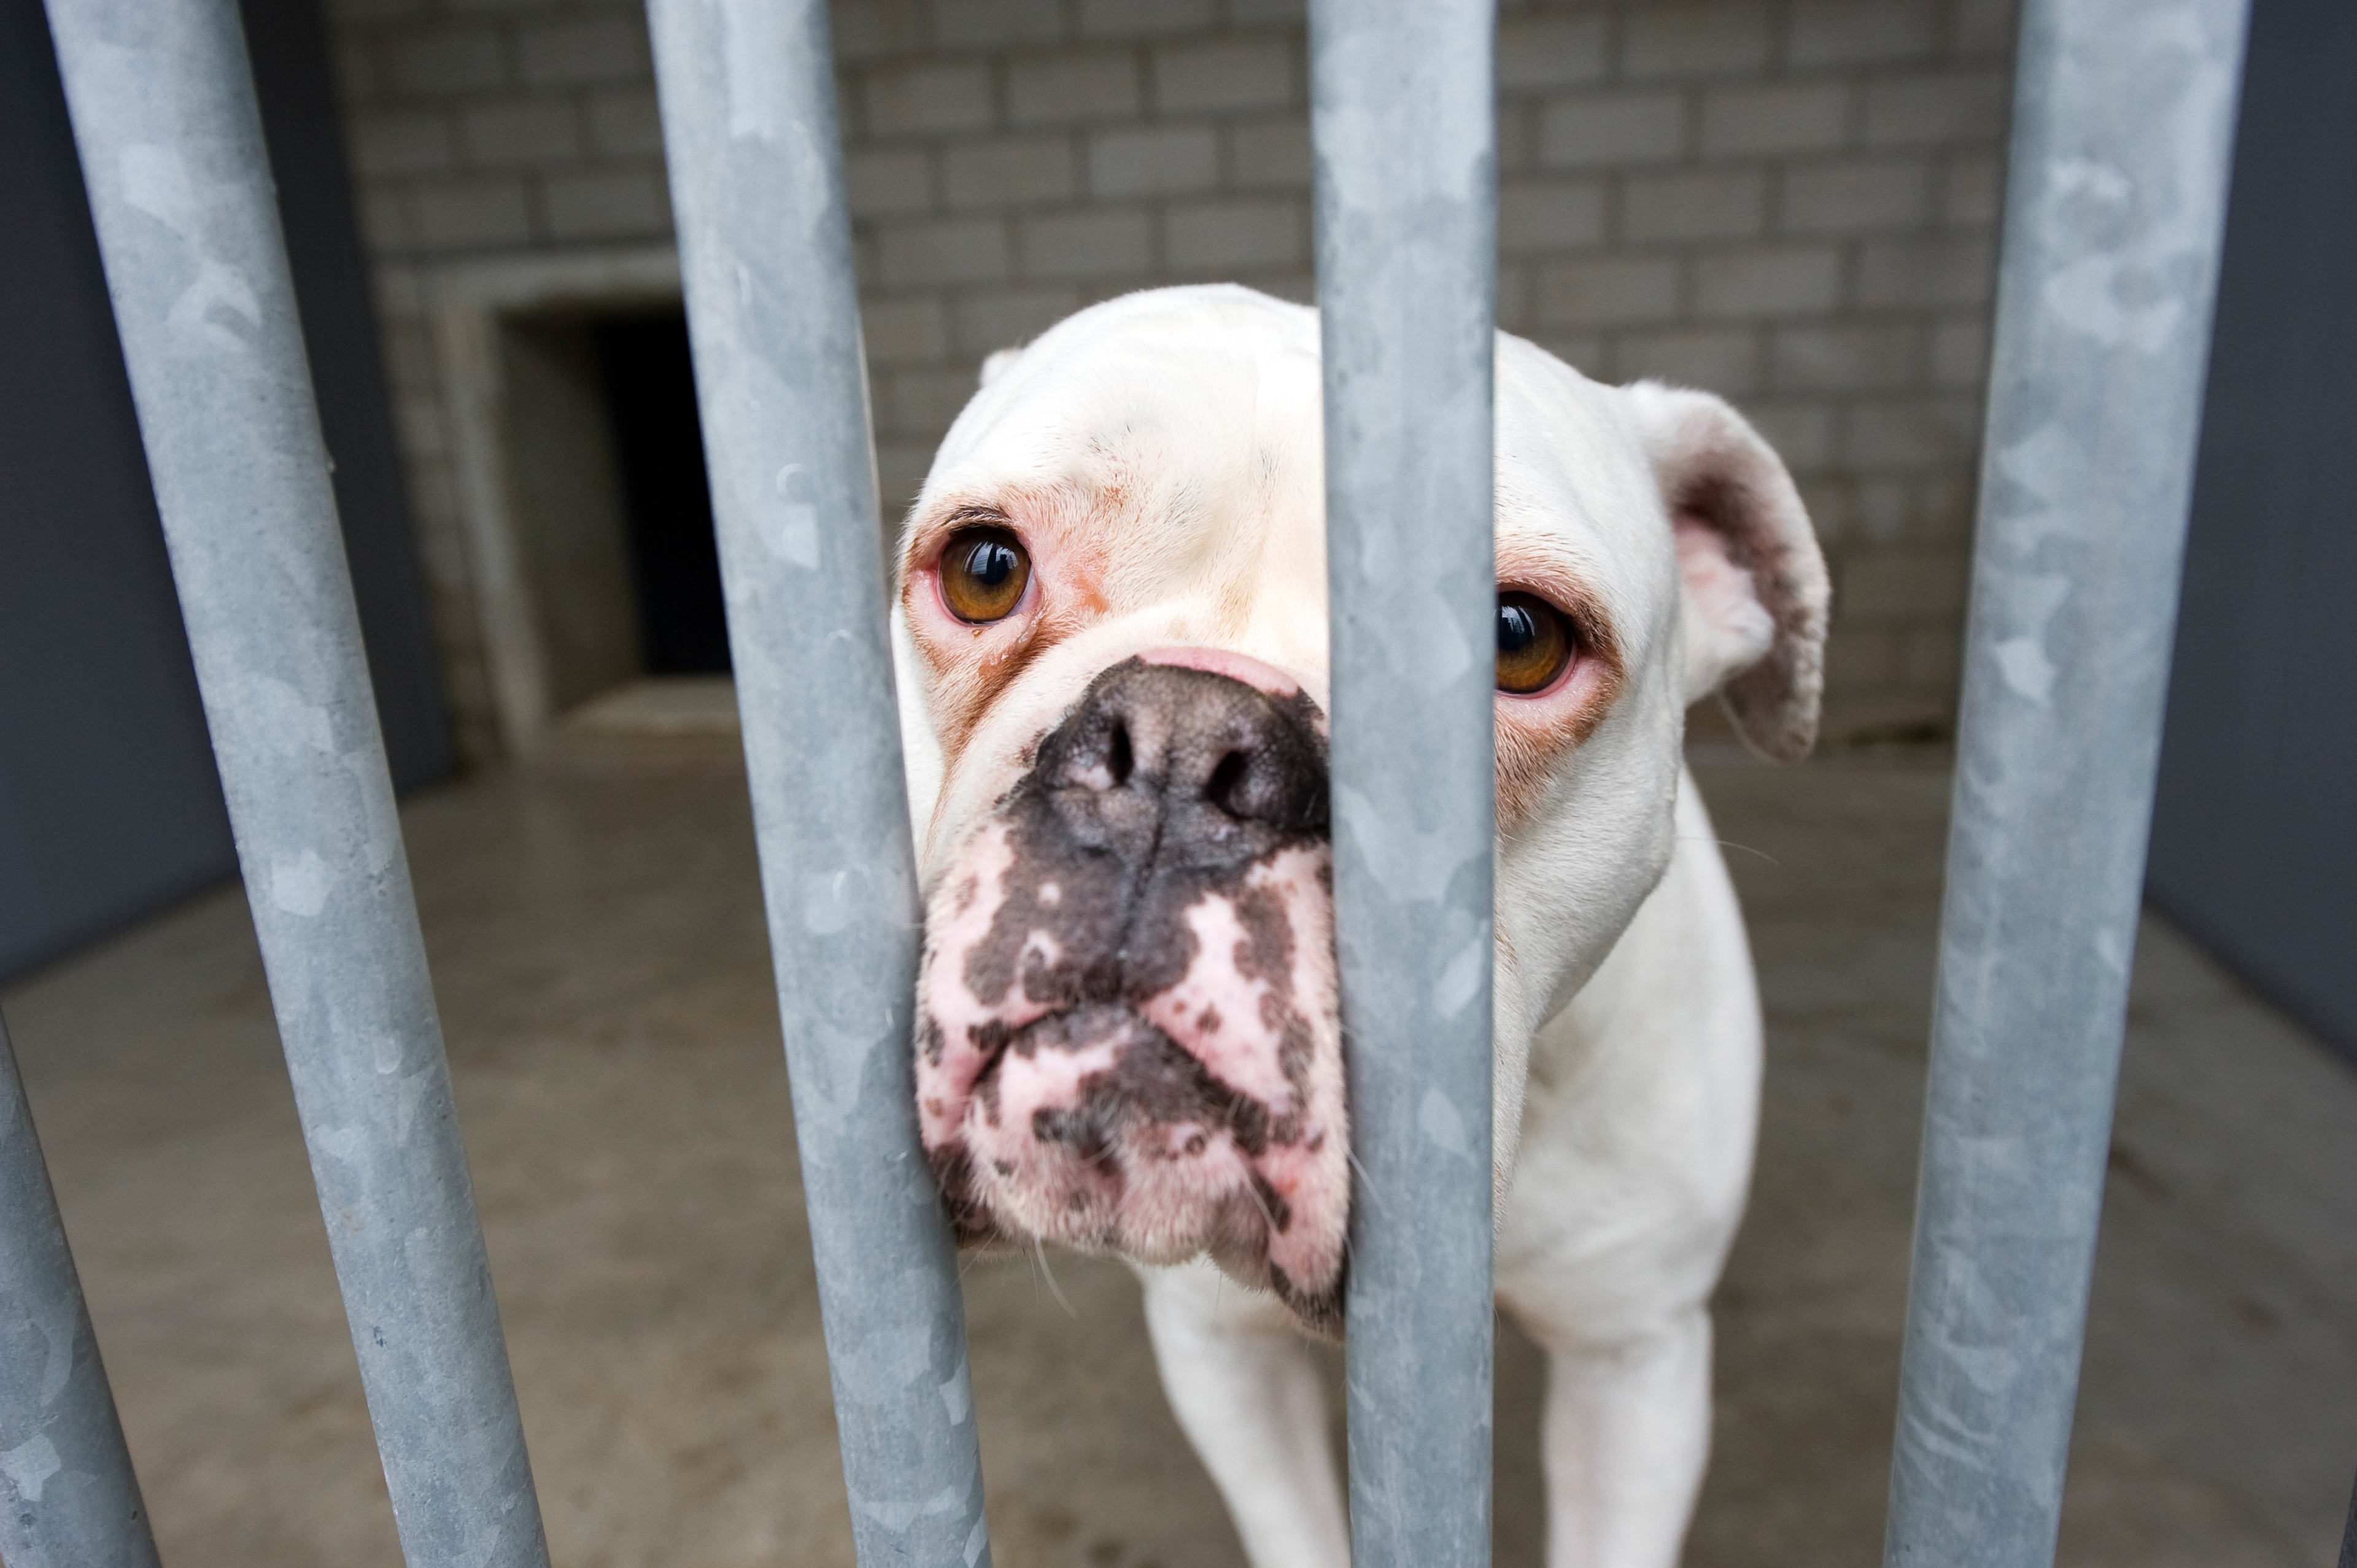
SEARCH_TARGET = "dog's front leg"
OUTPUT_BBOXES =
[1530,1306,1714,1568]
[1136,1259,1350,1568]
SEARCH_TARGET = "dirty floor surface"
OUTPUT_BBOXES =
[5,747,2351,1567]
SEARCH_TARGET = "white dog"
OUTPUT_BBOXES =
[891,284,1826,1568]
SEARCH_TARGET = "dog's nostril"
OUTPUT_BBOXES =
[1204,749,1250,816]
[1107,722,1133,787]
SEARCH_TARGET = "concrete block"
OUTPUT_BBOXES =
[541,168,670,241]
[1153,37,1297,114]
[1535,256,1681,328]
[1953,0,2020,54]
[875,439,937,511]
[866,60,996,134]
[1538,92,1688,168]
[1623,170,1768,242]
[1771,323,1921,390]
[1008,52,1142,124]
[860,296,949,365]
[1621,5,1774,78]
[1852,476,1914,539]
[829,0,923,63]
[333,32,387,109]
[1531,331,1608,378]
[1018,209,1153,279]
[1941,152,2002,226]
[945,136,1080,209]
[516,17,649,88]
[1499,177,1607,253]
[1701,82,1852,157]
[349,110,455,176]
[1856,236,1994,307]
[1229,116,1311,190]
[1841,395,1979,468]
[1903,622,1962,687]
[1496,14,1608,90]
[932,0,1067,48]
[1693,247,1841,317]
[586,88,664,158]
[1822,625,1905,689]
[459,100,582,168]
[1741,398,1835,468]
[1864,71,2009,147]
[888,366,986,437]
[846,149,935,217]
[1614,326,1763,396]
[1929,317,1989,387]
[409,175,533,247]
[1165,197,1307,270]
[358,189,413,250]
[879,215,1014,286]
[1779,158,1931,234]
[1080,0,1215,36]
[1787,0,1940,66]
[387,26,507,96]
[952,285,1086,354]
[1840,546,1968,620]
[1088,125,1220,198]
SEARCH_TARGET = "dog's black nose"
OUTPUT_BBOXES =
[1034,658,1328,867]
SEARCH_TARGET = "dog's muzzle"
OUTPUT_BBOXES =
[915,657,1350,1332]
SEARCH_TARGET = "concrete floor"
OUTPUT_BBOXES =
[3,745,2351,1567]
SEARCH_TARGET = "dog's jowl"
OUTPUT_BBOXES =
[917,655,1349,1332]
[889,285,1827,1568]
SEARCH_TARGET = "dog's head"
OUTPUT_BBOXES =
[893,285,1824,1333]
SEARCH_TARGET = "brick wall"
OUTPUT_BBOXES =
[327,0,2020,760]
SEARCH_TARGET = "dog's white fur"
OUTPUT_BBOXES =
[891,285,1827,1568]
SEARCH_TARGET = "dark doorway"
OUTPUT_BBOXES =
[594,310,730,675]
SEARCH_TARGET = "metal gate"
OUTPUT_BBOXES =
[0,2,2282,1566]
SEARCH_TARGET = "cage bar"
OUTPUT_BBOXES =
[643,4,993,1565]
[0,1011,160,1568]
[41,4,551,1565]
[1883,3,2251,1564]
[1309,2,1501,1564]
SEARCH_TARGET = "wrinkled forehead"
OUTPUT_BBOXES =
[907,287,1325,563]
[903,287,1670,610]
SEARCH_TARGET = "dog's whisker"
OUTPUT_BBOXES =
[1032,1236,1078,1319]
[1683,833,1781,867]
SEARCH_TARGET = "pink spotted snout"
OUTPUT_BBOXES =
[916,657,1349,1332]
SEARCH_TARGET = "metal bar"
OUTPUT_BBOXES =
[41,6,550,1565]
[1883,3,2250,1564]
[643,5,991,1565]
[0,1010,161,1568]
[1309,2,1499,1564]
[2340,1468,2356,1568]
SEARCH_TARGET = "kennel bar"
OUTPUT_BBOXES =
[0,1011,161,1567]
[644,3,993,1566]
[41,4,552,1565]
[1882,2,2250,1564]
[1310,2,1501,1564]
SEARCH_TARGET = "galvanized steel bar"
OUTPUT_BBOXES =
[1883,3,2250,1564]
[0,1011,161,1568]
[41,5,551,1565]
[644,4,991,1565]
[1310,2,1499,1564]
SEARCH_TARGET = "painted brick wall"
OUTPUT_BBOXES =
[327,0,2020,760]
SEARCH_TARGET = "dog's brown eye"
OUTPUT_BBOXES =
[939,525,1031,623]
[1496,592,1576,695]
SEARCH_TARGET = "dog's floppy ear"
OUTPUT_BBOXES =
[1622,380,1830,761]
